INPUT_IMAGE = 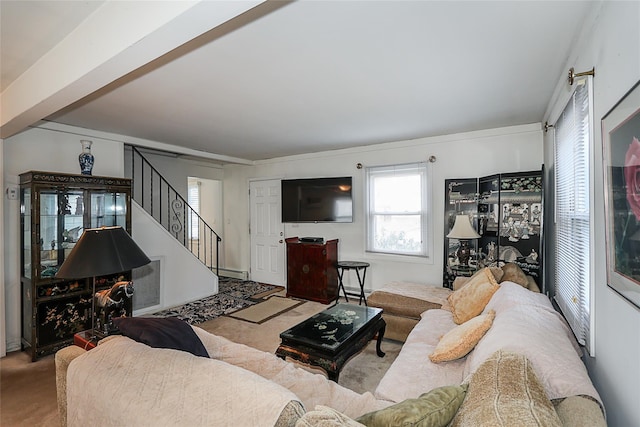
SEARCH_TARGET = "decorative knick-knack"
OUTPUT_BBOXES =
[78,140,94,175]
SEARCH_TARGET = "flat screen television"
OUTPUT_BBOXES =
[281,177,353,223]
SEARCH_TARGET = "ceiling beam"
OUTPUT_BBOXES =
[0,0,268,139]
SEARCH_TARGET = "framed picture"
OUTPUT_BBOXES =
[602,80,640,309]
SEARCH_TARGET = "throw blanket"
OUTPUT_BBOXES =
[66,337,299,427]
[193,327,392,419]
[465,282,603,409]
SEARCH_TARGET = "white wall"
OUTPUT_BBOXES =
[132,203,217,307]
[139,150,224,196]
[543,2,640,426]
[223,123,543,291]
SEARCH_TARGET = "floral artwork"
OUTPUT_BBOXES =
[624,137,640,220]
[603,80,640,308]
[42,296,91,339]
[313,309,359,342]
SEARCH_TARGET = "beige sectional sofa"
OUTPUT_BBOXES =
[55,270,606,426]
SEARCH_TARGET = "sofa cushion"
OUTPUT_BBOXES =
[368,282,452,318]
[113,316,209,357]
[500,262,529,288]
[447,268,499,324]
[429,310,495,363]
[357,385,467,427]
[368,292,441,318]
[296,406,365,427]
[66,336,301,427]
[192,326,391,419]
[450,350,562,427]
[374,309,465,403]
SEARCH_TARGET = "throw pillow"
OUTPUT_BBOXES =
[429,310,495,363]
[113,316,209,358]
[500,262,529,288]
[450,350,562,427]
[356,385,468,427]
[447,268,500,324]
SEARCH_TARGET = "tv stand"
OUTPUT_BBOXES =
[286,237,338,304]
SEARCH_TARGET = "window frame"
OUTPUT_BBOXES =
[365,162,431,258]
[187,178,201,240]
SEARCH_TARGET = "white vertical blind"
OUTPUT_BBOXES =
[554,79,591,346]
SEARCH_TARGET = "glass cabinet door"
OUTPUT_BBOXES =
[39,190,85,280]
[22,188,32,278]
[91,192,127,228]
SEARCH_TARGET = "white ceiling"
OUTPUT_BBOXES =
[1,1,595,162]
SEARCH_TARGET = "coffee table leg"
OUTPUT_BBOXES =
[376,321,386,357]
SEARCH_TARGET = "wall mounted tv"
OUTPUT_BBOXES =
[281,177,353,223]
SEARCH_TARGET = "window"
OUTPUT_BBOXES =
[188,178,200,240]
[553,78,593,350]
[366,162,429,256]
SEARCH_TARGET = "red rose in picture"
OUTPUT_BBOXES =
[625,137,640,220]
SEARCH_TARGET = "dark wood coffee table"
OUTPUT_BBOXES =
[275,304,386,381]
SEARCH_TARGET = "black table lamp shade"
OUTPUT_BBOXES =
[56,226,150,339]
[56,226,151,279]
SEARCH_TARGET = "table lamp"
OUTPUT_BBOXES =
[56,226,151,339]
[447,214,480,267]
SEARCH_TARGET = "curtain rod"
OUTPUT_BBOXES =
[568,67,595,86]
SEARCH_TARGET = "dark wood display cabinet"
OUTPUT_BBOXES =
[286,237,338,304]
[20,171,132,360]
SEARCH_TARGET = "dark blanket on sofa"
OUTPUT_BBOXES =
[113,317,209,358]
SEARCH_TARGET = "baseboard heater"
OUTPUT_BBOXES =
[218,268,249,280]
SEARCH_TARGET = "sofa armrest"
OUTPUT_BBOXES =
[553,396,606,427]
[55,345,86,427]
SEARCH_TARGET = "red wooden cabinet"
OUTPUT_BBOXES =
[286,237,338,304]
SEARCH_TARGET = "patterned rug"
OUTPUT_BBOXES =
[151,278,283,325]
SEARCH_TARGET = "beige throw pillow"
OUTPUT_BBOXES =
[450,350,562,427]
[429,310,495,363]
[447,268,500,324]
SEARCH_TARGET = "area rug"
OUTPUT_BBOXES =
[152,278,282,324]
[227,296,306,324]
[218,277,284,300]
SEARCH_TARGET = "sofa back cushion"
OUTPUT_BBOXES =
[464,282,603,407]
[450,350,562,427]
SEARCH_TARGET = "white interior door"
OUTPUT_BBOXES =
[249,179,285,285]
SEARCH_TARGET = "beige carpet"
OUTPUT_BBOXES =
[226,295,306,324]
[1,351,59,427]
[198,294,402,394]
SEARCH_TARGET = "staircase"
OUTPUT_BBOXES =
[124,145,221,275]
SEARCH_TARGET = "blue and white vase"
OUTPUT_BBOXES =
[78,140,94,175]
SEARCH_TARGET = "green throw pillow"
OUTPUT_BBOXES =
[356,384,468,427]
